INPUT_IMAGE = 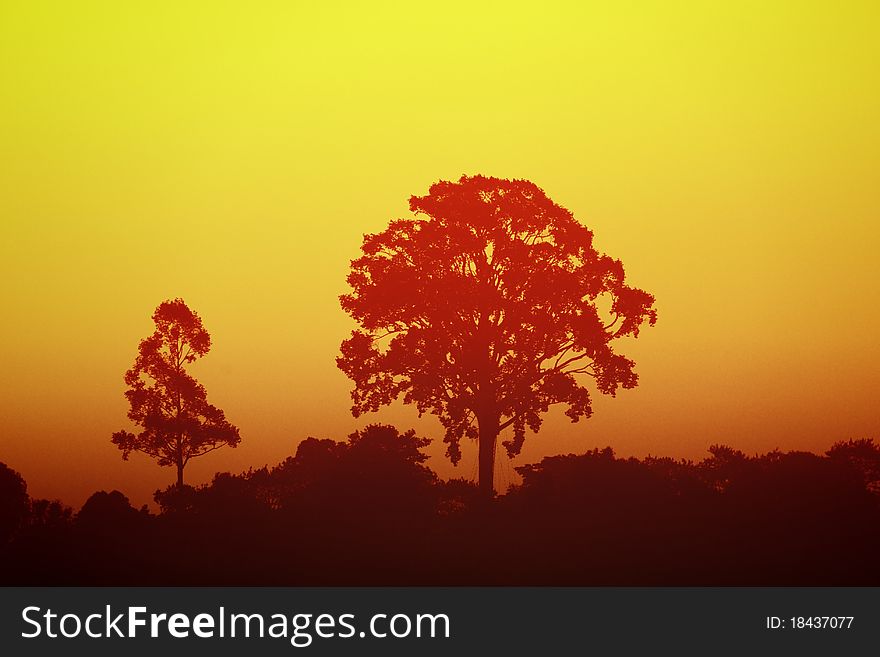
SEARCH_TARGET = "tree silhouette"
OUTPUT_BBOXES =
[0,463,28,544]
[111,299,241,486]
[827,438,880,494]
[267,424,437,517]
[77,490,147,533]
[338,175,657,496]
[6,435,880,586]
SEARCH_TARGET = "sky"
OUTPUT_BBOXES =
[1,1,878,509]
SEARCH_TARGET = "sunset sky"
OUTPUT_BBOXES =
[1,2,878,509]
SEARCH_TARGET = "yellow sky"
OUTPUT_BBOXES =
[1,1,878,508]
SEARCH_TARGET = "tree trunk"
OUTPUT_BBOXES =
[477,412,499,498]
[176,462,184,488]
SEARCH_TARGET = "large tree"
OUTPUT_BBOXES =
[112,299,241,487]
[338,175,657,497]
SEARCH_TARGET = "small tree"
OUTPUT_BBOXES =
[338,175,657,497]
[112,299,241,487]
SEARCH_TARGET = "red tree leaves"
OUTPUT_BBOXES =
[111,299,241,486]
[338,175,657,486]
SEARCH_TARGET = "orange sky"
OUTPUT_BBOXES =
[1,2,878,509]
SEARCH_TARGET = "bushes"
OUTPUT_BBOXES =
[3,436,880,585]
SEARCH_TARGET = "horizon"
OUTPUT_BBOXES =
[2,3,878,510]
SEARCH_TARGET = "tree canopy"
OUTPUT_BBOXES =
[338,175,657,495]
[111,299,241,486]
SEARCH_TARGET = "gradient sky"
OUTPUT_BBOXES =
[1,2,878,509]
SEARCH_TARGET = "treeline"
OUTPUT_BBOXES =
[2,428,880,585]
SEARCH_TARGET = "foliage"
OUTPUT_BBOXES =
[111,299,241,485]
[4,436,880,585]
[338,175,656,493]
[0,463,29,543]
